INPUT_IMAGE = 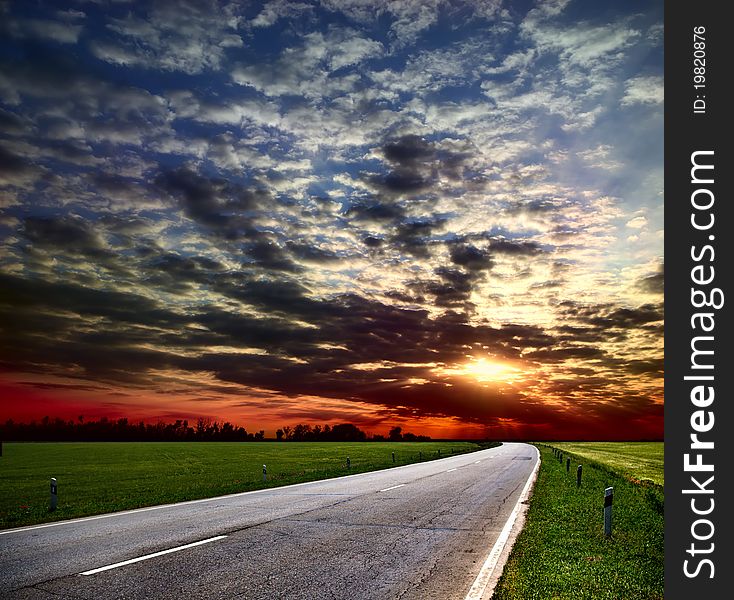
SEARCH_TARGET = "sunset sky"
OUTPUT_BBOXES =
[0,0,663,440]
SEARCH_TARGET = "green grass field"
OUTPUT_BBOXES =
[0,441,481,529]
[493,443,664,600]
[550,442,664,486]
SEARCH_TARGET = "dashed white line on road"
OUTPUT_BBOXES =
[446,468,457,472]
[79,535,228,576]
[378,484,405,492]
[474,461,481,464]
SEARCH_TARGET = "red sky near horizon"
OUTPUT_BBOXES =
[0,1,663,441]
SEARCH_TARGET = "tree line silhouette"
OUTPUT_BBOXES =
[1,417,430,442]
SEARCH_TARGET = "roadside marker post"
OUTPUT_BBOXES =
[392,452,395,463]
[438,449,441,457]
[566,458,570,472]
[50,477,57,511]
[604,487,613,537]
[419,451,422,460]
[346,457,350,470]
[577,465,582,487]
[262,464,267,483]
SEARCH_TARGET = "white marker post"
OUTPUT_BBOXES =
[50,477,57,511]
[604,487,613,537]
[262,464,267,483]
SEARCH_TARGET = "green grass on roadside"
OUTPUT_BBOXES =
[493,444,664,600]
[0,441,483,529]
[551,442,664,486]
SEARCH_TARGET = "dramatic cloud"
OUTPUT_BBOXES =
[0,0,663,440]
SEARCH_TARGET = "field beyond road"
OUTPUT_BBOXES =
[550,441,663,486]
[0,441,481,529]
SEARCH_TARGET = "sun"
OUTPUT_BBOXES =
[460,358,521,382]
[436,357,523,383]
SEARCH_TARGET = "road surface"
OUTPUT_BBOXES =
[0,442,538,599]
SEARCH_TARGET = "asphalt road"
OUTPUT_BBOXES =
[0,442,538,600]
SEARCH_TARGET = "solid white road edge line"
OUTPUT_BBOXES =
[79,535,228,576]
[1,444,511,537]
[464,445,540,600]
[378,484,405,492]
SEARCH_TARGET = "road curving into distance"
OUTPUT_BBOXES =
[0,442,538,599]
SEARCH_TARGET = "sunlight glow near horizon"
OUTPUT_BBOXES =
[438,358,525,384]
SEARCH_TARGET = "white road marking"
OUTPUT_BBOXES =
[79,535,227,576]
[474,460,481,464]
[378,484,405,492]
[446,468,458,472]
[465,446,540,600]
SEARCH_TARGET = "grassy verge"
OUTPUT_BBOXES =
[0,441,483,529]
[492,444,664,600]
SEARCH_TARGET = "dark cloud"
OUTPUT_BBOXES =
[384,289,424,304]
[366,135,474,197]
[0,273,184,329]
[530,279,563,290]
[141,251,225,292]
[0,108,29,135]
[100,215,157,237]
[20,216,120,265]
[637,262,664,294]
[0,143,42,185]
[362,235,384,247]
[580,304,663,330]
[373,171,432,194]
[155,167,299,270]
[155,166,267,231]
[390,218,444,258]
[488,238,542,256]
[623,357,664,375]
[89,172,149,203]
[383,135,434,165]
[286,241,341,263]
[408,266,479,308]
[507,198,560,214]
[347,200,405,223]
[524,346,607,362]
[245,241,299,272]
[449,244,493,271]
